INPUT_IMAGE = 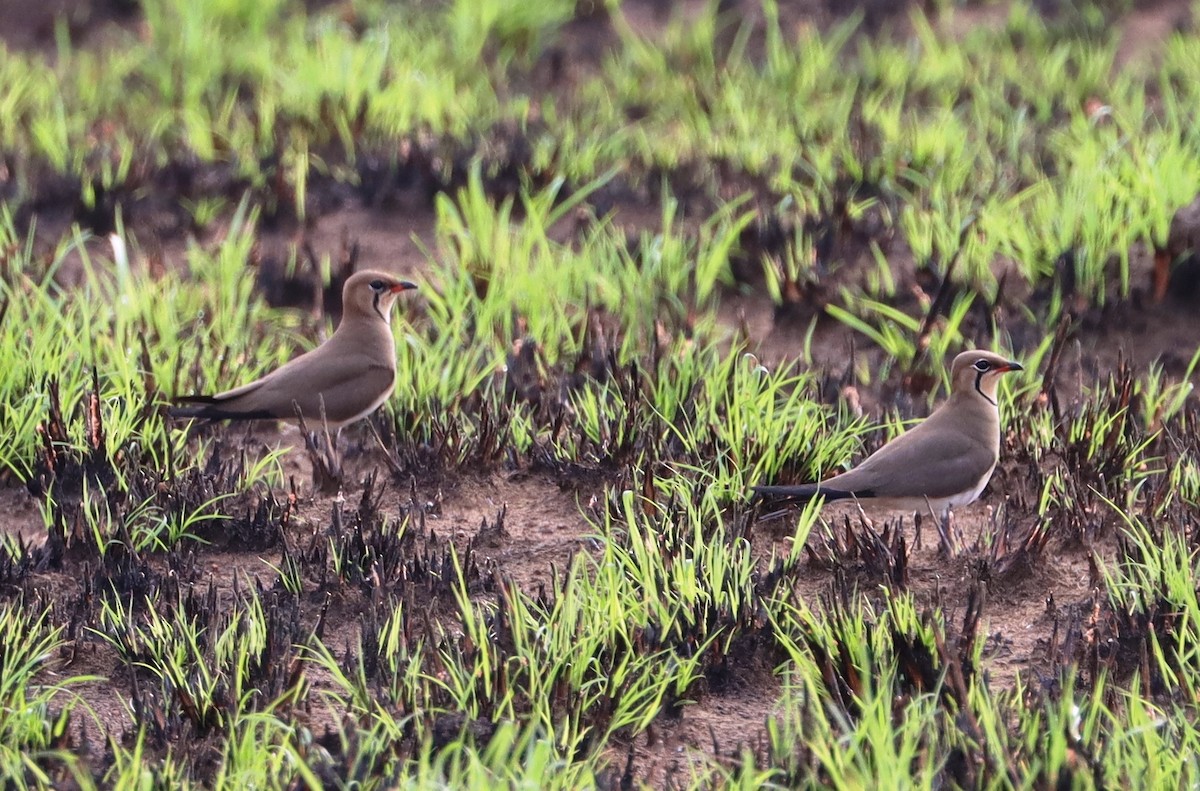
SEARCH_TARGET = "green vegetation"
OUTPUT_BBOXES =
[2,0,1200,787]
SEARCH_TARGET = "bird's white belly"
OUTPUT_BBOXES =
[937,462,996,511]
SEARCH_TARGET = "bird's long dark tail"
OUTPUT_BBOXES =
[169,396,275,423]
[751,484,860,505]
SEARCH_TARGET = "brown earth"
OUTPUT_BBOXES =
[3,0,1200,785]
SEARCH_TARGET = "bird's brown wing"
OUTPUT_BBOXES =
[173,343,395,425]
[821,419,995,500]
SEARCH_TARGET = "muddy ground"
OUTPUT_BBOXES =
[3,0,1200,786]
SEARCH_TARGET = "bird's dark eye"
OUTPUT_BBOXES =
[972,359,992,372]
[369,279,386,291]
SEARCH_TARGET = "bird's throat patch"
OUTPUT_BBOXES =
[974,371,996,406]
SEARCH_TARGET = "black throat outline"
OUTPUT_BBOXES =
[974,370,996,406]
[372,292,388,323]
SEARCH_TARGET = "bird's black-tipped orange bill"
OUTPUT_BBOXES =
[391,281,419,293]
[998,360,1023,372]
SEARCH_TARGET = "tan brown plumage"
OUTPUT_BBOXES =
[753,350,1023,514]
[171,270,417,430]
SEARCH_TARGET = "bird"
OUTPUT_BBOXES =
[171,270,418,433]
[752,350,1023,515]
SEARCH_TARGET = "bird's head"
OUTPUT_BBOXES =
[950,350,1023,406]
[343,270,418,324]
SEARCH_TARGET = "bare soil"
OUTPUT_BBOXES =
[3,0,1200,784]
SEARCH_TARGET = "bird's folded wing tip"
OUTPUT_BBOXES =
[172,395,219,405]
[167,404,278,422]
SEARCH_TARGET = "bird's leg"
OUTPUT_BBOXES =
[851,497,874,532]
[934,506,958,557]
[294,399,343,494]
[367,416,404,477]
[316,397,343,493]
[917,497,945,551]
